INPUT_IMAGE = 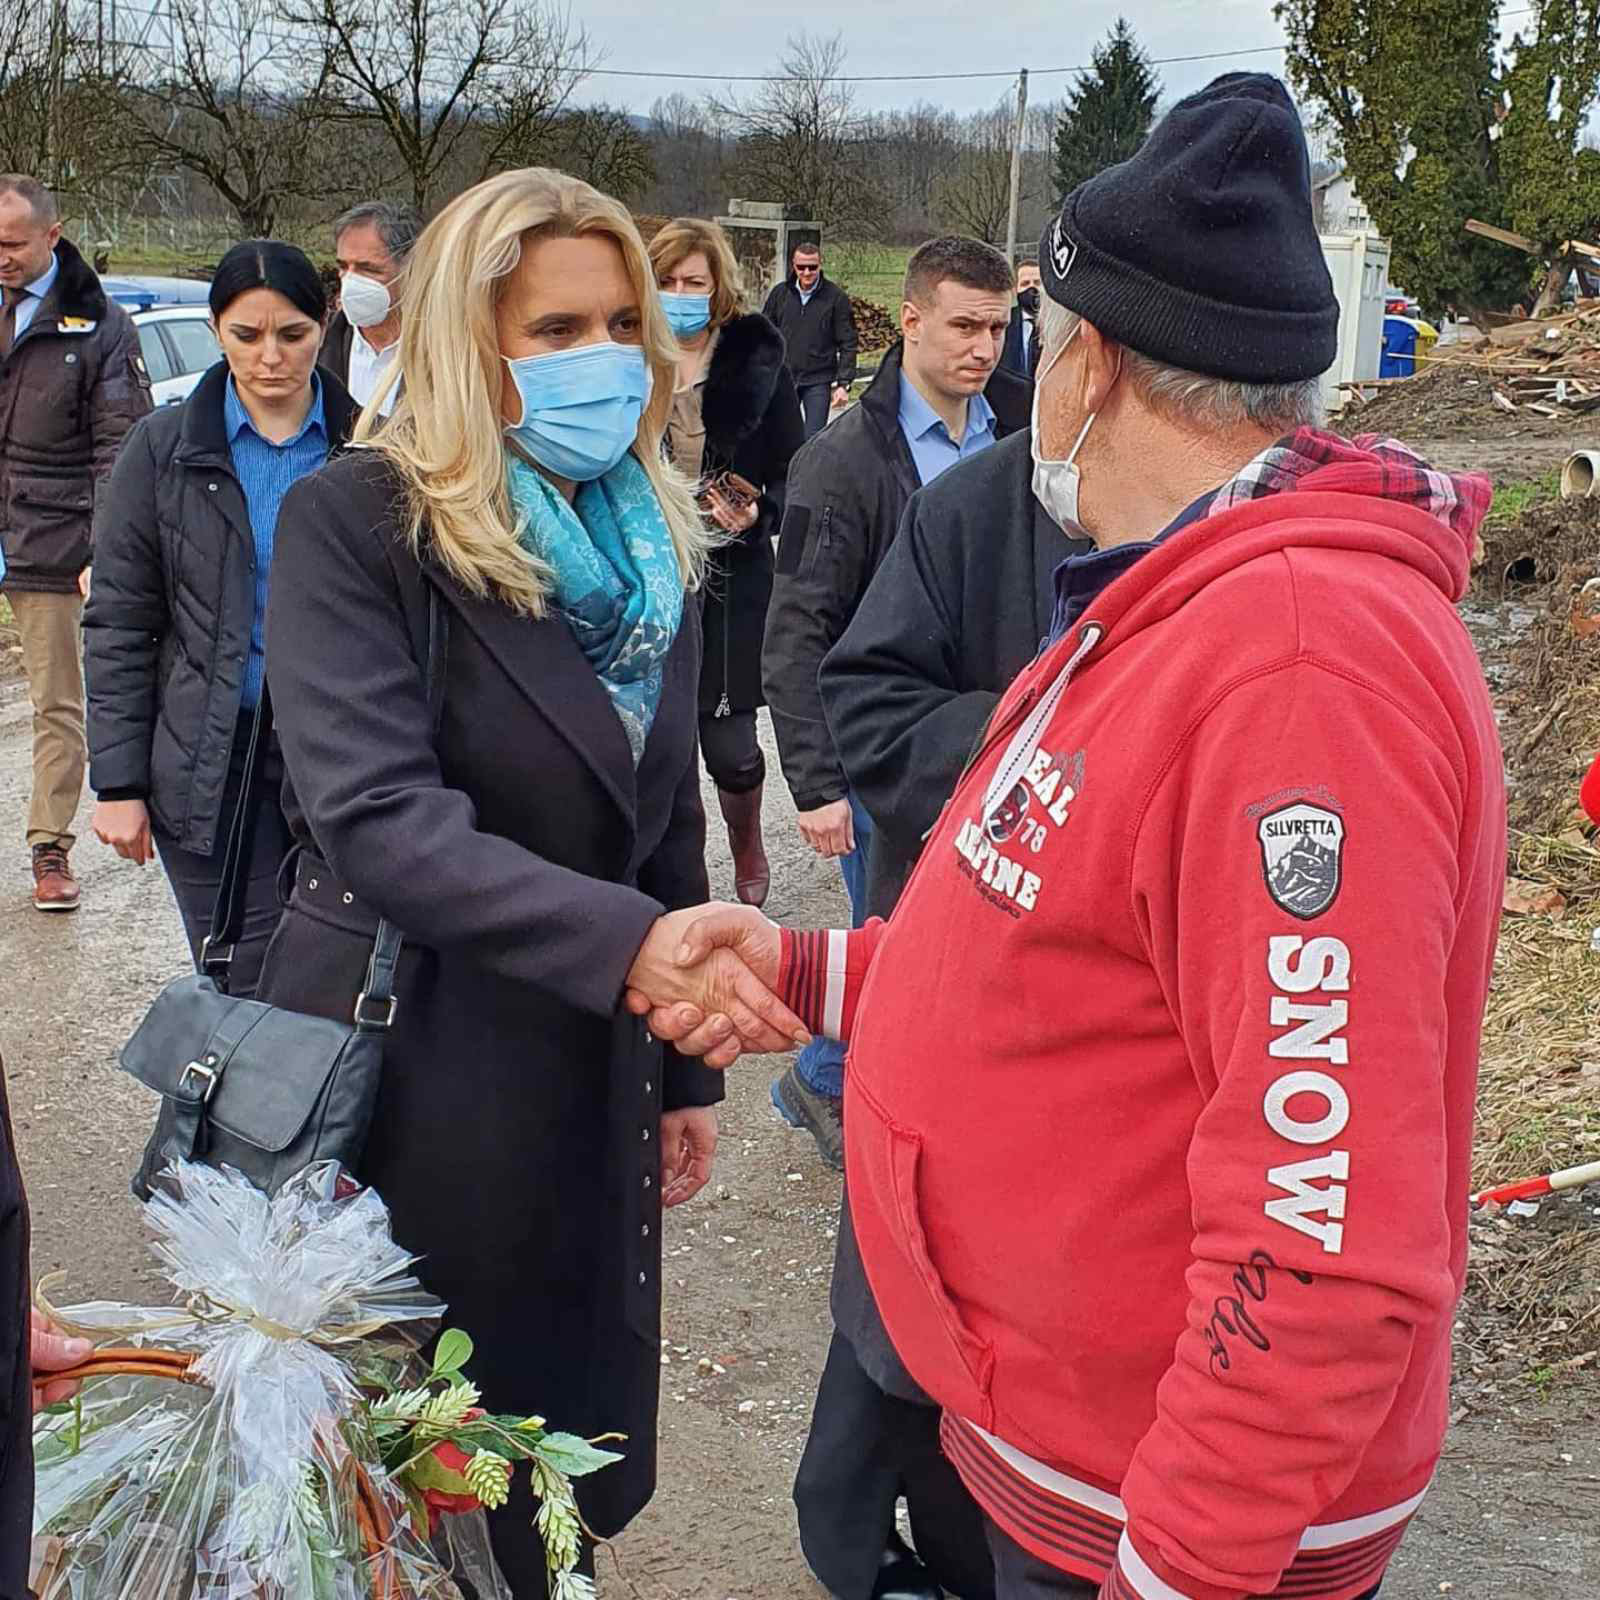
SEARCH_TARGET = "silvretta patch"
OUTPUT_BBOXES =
[1257,802,1344,920]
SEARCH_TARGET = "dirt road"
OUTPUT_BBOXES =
[2,678,1596,1598]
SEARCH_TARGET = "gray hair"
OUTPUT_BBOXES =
[1035,292,1323,432]
[0,175,59,226]
[333,200,425,264]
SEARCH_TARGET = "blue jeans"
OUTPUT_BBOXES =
[795,793,874,1099]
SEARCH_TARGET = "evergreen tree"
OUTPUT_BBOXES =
[1053,19,1161,202]
[1280,0,1600,323]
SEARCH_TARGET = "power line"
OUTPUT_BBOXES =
[585,43,1290,86]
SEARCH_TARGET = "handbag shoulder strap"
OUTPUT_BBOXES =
[354,583,448,1029]
[201,585,449,1006]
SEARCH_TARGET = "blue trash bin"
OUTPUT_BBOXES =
[1380,315,1419,378]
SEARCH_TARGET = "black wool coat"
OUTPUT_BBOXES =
[763,343,1034,811]
[0,1054,30,1600]
[83,361,358,853]
[683,312,805,718]
[816,430,1088,1405]
[820,430,1090,921]
[258,451,722,1586]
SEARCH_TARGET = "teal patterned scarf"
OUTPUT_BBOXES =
[507,449,684,764]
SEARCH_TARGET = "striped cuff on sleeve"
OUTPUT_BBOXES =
[777,922,885,1042]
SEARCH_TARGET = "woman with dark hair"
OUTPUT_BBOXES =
[83,239,357,997]
[648,217,805,907]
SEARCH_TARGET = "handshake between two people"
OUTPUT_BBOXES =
[623,903,810,1070]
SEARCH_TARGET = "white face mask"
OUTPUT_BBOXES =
[340,271,393,330]
[1030,323,1098,535]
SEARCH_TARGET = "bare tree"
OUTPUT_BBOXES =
[546,105,654,203]
[116,0,340,237]
[0,4,137,198]
[932,99,1016,242]
[640,93,729,217]
[288,0,594,212]
[712,32,878,229]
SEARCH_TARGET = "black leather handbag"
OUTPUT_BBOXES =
[121,589,445,1198]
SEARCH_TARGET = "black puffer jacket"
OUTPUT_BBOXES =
[0,238,151,593]
[676,312,805,717]
[83,360,356,854]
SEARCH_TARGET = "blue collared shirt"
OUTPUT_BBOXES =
[224,372,329,707]
[897,376,997,487]
[11,252,60,341]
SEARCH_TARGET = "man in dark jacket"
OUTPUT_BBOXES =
[763,236,1031,1600]
[0,174,151,911]
[999,257,1041,379]
[762,242,858,437]
[821,430,1089,919]
[318,199,422,416]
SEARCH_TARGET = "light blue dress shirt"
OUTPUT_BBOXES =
[224,373,329,708]
[11,252,60,341]
[896,375,997,486]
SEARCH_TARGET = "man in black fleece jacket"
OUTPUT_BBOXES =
[762,242,858,437]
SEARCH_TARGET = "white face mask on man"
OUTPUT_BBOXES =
[1030,321,1118,536]
[340,271,393,330]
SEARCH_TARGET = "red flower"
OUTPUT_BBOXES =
[421,1439,482,1535]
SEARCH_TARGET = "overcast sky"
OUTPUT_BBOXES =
[566,0,1298,122]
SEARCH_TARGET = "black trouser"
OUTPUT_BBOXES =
[795,1332,996,1600]
[152,713,291,1001]
[984,1519,1383,1599]
[700,708,765,795]
[798,381,834,438]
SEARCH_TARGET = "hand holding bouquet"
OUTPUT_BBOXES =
[31,1162,618,1600]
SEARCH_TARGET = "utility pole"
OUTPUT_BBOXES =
[46,0,70,189]
[1004,67,1029,266]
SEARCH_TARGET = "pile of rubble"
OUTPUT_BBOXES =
[1473,303,1600,419]
[1356,303,1600,438]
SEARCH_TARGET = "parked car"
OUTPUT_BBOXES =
[99,274,212,312]
[131,304,221,406]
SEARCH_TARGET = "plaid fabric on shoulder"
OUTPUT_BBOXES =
[1201,428,1491,542]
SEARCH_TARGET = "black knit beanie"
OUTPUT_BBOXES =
[1040,72,1338,384]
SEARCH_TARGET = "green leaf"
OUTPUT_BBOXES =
[431,1329,474,1378]
[534,1433,624,1478]
[404,1449,475,1498]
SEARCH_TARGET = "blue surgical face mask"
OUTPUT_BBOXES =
[660,291,712,338]
[502,341,652,482]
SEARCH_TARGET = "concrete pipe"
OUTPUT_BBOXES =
[1561,450,1600,499]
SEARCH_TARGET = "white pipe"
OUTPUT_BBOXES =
[1561,450,1600,498]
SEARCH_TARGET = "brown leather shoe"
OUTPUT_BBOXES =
[31,844,80,912]
[716,784,770,908]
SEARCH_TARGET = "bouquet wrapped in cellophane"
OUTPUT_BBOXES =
[31,1162,619,1600]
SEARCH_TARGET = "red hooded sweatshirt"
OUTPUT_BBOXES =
[779,434,1503,1600]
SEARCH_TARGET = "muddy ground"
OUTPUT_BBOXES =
[2,652,1598,1597]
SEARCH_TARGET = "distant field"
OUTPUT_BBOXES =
[829,241,910,315]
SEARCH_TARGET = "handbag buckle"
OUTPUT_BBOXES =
[353,991,397,1030]
[179,1053,222,1102]
[198,935,234,976]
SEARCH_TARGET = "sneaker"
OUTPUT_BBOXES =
[31,843,80,912]
[771,1064,844,1172]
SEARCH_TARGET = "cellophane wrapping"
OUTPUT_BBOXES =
[31,1161,512,1600]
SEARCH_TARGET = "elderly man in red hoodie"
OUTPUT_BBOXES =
[630,72,1504,1600]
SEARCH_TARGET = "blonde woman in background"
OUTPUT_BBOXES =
[649,218,804,908]
[259,169,800,1594]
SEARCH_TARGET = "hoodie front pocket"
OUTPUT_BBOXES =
[848,1077,995,1429]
